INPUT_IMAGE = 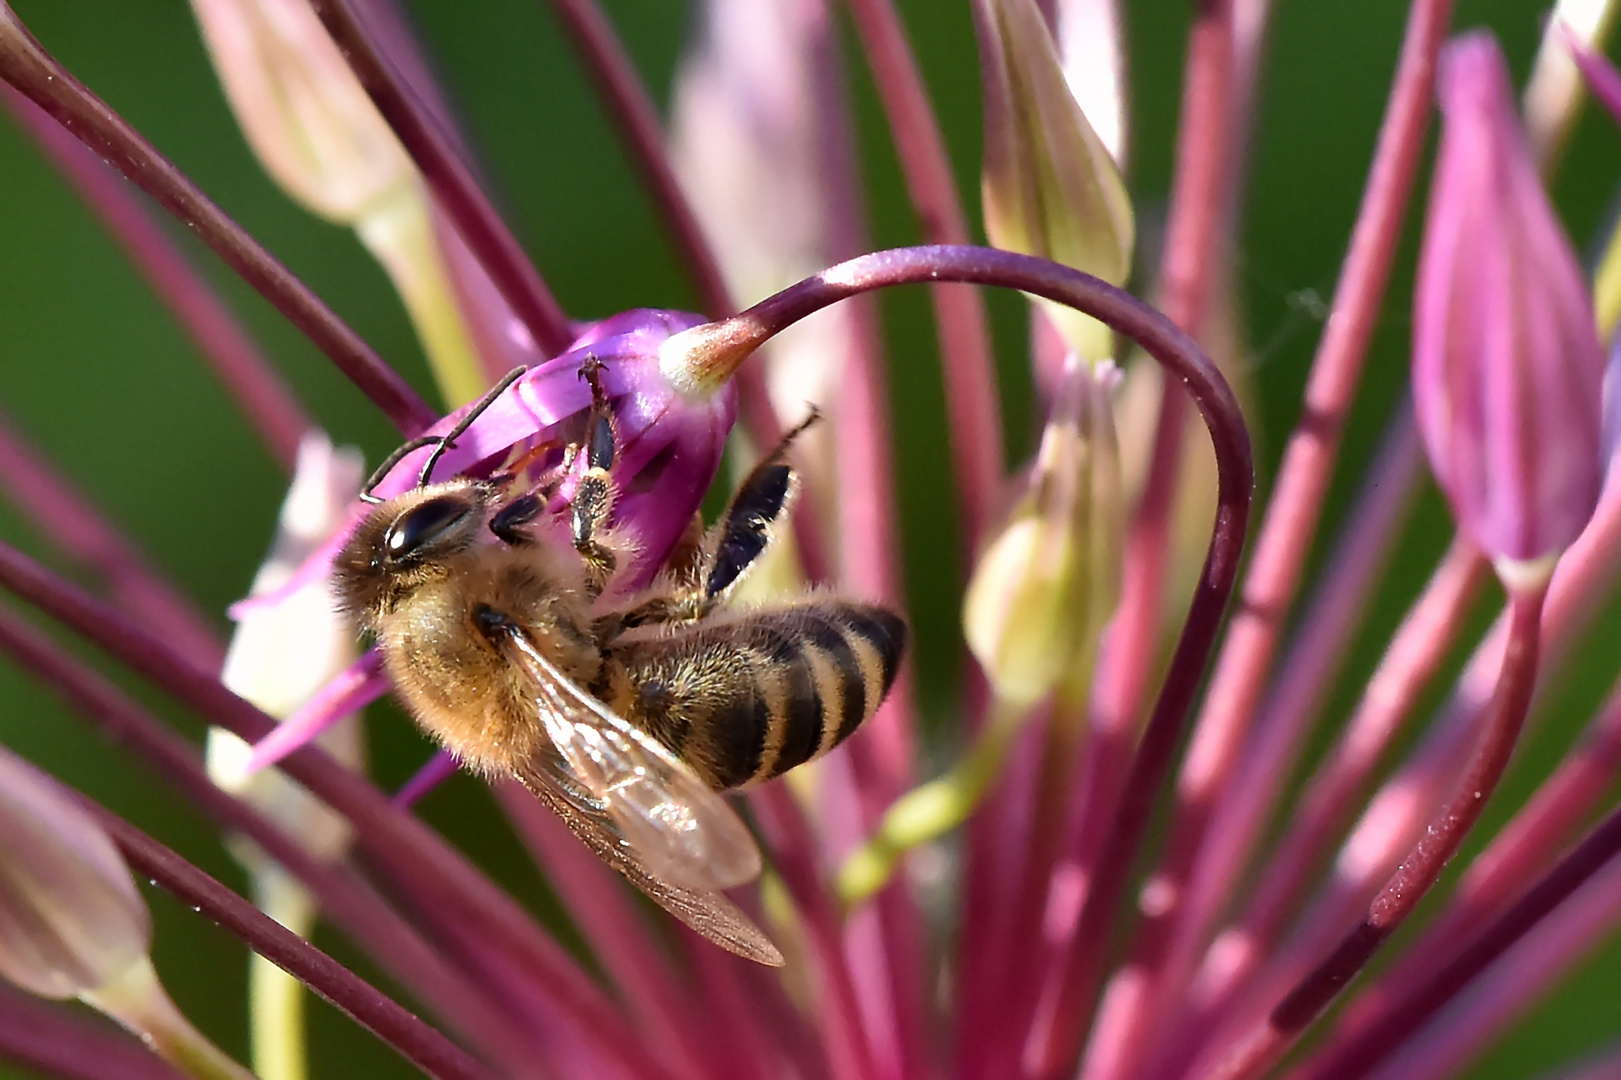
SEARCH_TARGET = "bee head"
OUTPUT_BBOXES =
[332,480,492,624]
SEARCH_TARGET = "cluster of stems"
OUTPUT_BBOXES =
[0,2,1618,1080]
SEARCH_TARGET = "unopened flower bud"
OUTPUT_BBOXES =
[190,0,486,404]
[1053,0,1127,166]
[1523,2,1617,167]
[190,0,410,223]
[210,431,364,858]
[0,747,150,1000]
[975,0,1133,358]
[1413,33,1607,589]
[963,357,1123,706]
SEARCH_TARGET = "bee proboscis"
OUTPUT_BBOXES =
[334,364,906,964]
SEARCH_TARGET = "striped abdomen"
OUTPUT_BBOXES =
[602,602,905,791]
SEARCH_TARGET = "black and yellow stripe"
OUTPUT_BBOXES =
[608,601,906,791]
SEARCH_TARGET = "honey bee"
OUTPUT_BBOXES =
[333,362,906,965]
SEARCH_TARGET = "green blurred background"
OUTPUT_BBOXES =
[1,0,1620,1077]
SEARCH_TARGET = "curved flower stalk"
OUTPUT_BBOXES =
[8,4,1621,1080]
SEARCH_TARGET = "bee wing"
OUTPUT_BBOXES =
[496,628,764,892]
[512,747,785,967]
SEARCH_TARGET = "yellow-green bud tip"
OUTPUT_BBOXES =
[657,315,769,399]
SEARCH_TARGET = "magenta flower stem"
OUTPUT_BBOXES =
[834,307,918,787]
[750,784,882,1080]
[731,957,836,1080]
[953,669,1010,1075]
[1361,855,1621,1080]
[0,538,671,1080]
[851,880,931,1080]
[721,242,1252,1080]
[539,0,731,320]
[306,0,574,360]
[812,741,929,1079]
[984,690,1126,1071]
[800,34,930,1065]
[0,4,435,437]
[680,934,783,1080]
[815,41,918,788]
[380,901,655,1080]
[977,703,1086,1076]
[528,0,787,470]
[1118,0,1455,1063]
[739,248,1249,492]
[1,85,312,472]
[494,784,715,1080]
[1149,527,1482,1080]
[0,409,225,671]
[1089,0,1237,810]
[1228,442,1621,1046]
[0,980,185,1080]
[1285,788,1621,1080]
[0,602,547,1075]
[1031,22,1241,1076]
[91,807,506,1080]
[1245,531,1481,950]
[1145,406,1426,1065]
[1300,672,1621,1071]
[842,0,1003,550]
[1532,1049,1621,1080]
[1024,15,1244,1065]
[1202,584,1548,1080]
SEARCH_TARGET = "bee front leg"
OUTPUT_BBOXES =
[571,358,621,598]
[489,491,545,546]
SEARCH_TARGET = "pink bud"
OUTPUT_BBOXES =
[1412,32,1606,583]
[0,748,150,1000]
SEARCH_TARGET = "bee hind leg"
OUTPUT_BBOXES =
[701,407,820,604]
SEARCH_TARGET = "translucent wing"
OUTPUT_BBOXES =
[511,750,783,966]
[495,627,763,891]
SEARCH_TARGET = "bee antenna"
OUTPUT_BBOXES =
[770,405,821,458]
[359,366,530,501]
[360,435,441,501]
[417,366,530,488]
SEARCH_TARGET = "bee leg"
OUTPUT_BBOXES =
[586,516,704,643]
[488,491,544,546]
[700,407,820,604]
[571,358,621,597]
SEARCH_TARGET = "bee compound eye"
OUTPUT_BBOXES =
[385,495,474,559]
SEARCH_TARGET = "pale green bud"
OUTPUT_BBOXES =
[1523,0,1618,169]
[963,357,1123,706]
[974,0,1134,357]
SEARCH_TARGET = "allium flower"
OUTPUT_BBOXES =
[8,4,1621,1080]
